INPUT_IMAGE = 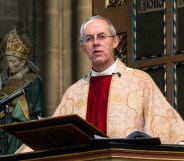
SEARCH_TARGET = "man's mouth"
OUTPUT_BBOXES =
[93,50,101,54]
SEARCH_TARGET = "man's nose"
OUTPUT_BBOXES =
[93,37,100,43]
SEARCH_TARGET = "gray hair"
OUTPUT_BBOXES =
[80,15,117,41]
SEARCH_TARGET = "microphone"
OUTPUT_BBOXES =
[112,72,121,77]
[0,81,32,107]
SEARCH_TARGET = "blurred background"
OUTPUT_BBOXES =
[0,0,92,116]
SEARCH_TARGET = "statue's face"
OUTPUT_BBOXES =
[5,55,26,75]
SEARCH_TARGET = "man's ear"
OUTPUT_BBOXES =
[80,42,85,51]
[113,36,120,48]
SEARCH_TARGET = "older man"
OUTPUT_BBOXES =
[54,15,184,144]
[17,15,184,153]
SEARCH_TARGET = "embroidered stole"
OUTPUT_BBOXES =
[86,75,112,134]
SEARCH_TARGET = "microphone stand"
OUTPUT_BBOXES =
[0,81,30,155]
[0,103,10,155]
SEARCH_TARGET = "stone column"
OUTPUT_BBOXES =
[60,0,72,97]
[43,0,61,115]
[76,0,92,79]
[71,0,92,82]
[43,0,92,116]
[59,0,92,93]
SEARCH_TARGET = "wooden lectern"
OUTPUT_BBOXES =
[0,114,184,161]
[0,114,106,151]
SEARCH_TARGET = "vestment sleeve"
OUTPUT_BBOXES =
[142,73,184,144]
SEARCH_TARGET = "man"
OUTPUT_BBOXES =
[53,15,184,144]
[17,15,184,153]
[0,28,45,155]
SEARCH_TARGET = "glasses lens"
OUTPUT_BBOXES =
[83,34,114,44]
[84,36,93,43]
[97,35,107,41]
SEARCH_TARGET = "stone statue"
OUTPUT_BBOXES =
[0,28,45,155]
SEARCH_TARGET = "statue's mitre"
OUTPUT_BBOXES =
[5,28,29,59]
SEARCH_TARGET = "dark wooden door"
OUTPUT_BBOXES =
[92,0,184,119]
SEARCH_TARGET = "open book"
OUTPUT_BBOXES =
[92,131,161,145]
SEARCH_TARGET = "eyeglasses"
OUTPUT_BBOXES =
[82,34,115,44]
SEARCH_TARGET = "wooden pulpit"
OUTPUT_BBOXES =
[0,114,184,161]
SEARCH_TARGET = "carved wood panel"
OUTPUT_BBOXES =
[92,0,184,119]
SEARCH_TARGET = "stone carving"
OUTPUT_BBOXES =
[115,33,127,64]
[107,0,127,8]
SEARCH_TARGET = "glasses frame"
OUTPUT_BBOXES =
[82,34,115,44]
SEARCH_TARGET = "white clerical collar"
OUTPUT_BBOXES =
[91,59,118,77]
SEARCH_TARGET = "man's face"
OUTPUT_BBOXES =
[5,55,26,74]
[80,19,119,72]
